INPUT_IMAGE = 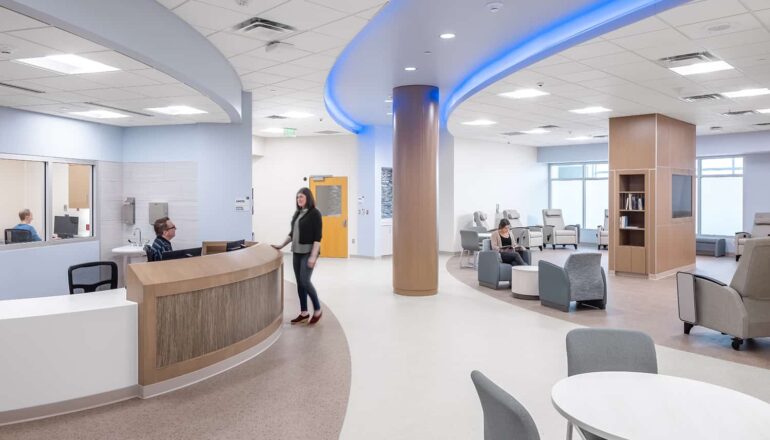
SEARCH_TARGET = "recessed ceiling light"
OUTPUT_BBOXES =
[404,66,417,71]
[281,111,313,118]
[670,61,734,76]
[439,33,456,39]
[757,108,770,114]
[499,88,550,99]
[387,112,393,115]
[146,105,208,115]
[385,98,392,103]
[13,54,120,74]
[462,119,497,126]
[261,127,284,134]
[566,136,592,141]
[522,128,550,134]
[722,88,770,98]
[570,106,612,114]
[70,110,129,119]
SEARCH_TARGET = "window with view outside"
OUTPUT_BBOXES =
[549,163,609,236]
[697,157,742,236]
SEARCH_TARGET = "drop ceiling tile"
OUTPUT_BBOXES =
[38,90,91,103]
[242,70,289,84]
[29,75,110,91]
[207,31,267,57]
[124,83,199,98]
[531,61,593,77]
[291,53,336,69]
[599,16,670,40]
[712,41,770,60]
[0,7,47,32]
[563,70,613,83]
[0,60,60,80]
[77,87,146,101]
[601,61,677,82]
[633,42,707,61]
[0,33,57,59]
[228,53,279,72]
[172,1,251,31]
[559,41,626,61]
[283,31,345,52]
[285,90,323,101]
[192,25,218,37]
[260,62,316,77]
[9,27,106,53]
[83,51,149,71]
[196,0,286,15]
[755,9,770,27]
[356,4,385,19]
[678,13,762,40]
[157,0,187,9]
[528,55,572,69]
[611,28,691,51]
[313,15,368,39]
[579,76,633,89]
[79,71,161,88]
[580,51,647,69]
[659,0,747,27]
[259,1,347,31]
[307,0,385,13]
[298,70,329,83]
[245,45,311,62]
[696,28,770,50]
[0,94,56,106]
[273,78,321,90]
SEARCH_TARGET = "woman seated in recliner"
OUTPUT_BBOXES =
[490,219,531,266]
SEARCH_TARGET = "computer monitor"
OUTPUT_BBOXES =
[161,247,202,261]
[54,215,78,238]
[226,239,246,251]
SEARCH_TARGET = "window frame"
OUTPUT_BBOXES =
[548,161,609,232]
[0,153,98,251]
[696,155,743,237]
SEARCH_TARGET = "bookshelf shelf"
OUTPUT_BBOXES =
[617,173,647,256]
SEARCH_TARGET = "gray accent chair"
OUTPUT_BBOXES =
[677,237,770,350]
[478,241,531,290]
[542,209,579,250]
[735,212,770,261]
[471,370,541,440]
[459,229,482,268]
[596,209,609,250]
[473,211,491,232]
[539,253,606,312]
[503,209,544,251]
[564,328,657,440]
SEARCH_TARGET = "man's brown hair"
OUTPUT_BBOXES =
[153,217,170,236]
[18,209,31,221]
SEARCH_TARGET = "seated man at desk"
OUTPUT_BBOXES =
[13,209,42,241]
[148,217,175,261]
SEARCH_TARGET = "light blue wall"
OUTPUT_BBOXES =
[356,125,392,257]
[537,142,607,164]
[0,107,122,161]
[121,93,253,242]
[743,152,770,233]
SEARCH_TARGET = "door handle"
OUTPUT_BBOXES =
[343,219,348,227]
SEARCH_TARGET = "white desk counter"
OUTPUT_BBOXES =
[0,290,137,423]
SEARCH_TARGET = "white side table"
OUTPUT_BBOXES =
[511,265,539,299]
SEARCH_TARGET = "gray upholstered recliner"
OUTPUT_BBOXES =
[503,209,544,251]
[542,209,579,250]
[539,253,606,312]
[473,211,491,232]
[596,209,609,250]
[735,212,770,261]
[478,239,531,289]
[677,237,770,350]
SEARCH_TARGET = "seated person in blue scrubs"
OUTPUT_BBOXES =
[14,209,42,241]
[149,217,175,261]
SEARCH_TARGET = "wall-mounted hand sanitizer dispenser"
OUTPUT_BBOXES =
[122,197,136,225]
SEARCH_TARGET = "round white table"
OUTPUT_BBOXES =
[111,245,147,284]
[511,265,539,299]
[551,372,770,440]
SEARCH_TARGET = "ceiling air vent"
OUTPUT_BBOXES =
[0,82,44,94]
[658,51,718,65]
[593,134,608,139]
[539,125,559,129]
[722,110,756,116]
[755,123,770,127]
[85,102,152,117]
[681,93,723,103]
[265,115,287,119]
[501,131,525,136]
[316,130,341,135]
[233,17,296,40]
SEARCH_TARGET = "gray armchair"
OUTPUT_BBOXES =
[735,212,770,261]
[460,229,482,268]
[542,209,579,249]
[479,239,532,289]
[473,211,491,232]
[503,209,544,251]
[539,253,606,312]
[596,209,609,250]
[677,237,770,350]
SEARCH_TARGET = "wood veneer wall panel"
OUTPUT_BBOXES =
[609,115,656,170]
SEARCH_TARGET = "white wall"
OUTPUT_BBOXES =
[453,138,548,250]
[252,135,358,254]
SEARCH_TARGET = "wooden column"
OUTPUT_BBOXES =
[392,85,439,296]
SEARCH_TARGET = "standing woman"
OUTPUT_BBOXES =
[273,188,323,325]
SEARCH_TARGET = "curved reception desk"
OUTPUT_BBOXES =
[0,244,283,424]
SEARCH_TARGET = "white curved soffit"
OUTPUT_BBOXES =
[324,0,687,134]
[0,0,244,122]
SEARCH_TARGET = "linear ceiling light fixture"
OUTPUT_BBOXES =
[440,33,456,39]
[498,88,549,99]
[261,127,285,133]
[281,111,314,118]
[14,54,119,74]
[566,135,592,141]
[522,128,550,134]
[757,108,770,114]
[404,66,417,71]
[722,88,770,99]
[146,105,208,115]
[570,106,611,114]
[669,60,733,76]
[70,109,129,119]
[462,119,497,126]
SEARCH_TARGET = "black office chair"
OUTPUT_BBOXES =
[144,244,156,262]
[68,261,118,294]
[4,228,31,244]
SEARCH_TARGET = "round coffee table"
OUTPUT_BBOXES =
[511,265,539,299]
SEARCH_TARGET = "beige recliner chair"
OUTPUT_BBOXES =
[502,209,543,251]
[735,213,770,261]
[542,209,579,250]
[677,237,770,350]
[596,209,609,250]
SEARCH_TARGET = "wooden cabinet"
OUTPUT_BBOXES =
[68,164,91,209]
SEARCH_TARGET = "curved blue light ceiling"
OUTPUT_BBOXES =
[325,0,687,134]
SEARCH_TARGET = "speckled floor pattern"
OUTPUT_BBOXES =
[0,282,351,440]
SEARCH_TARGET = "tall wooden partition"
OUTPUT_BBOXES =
[609,114,696,278]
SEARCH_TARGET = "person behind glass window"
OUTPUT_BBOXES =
[149,217,175,261]
[14,209,41,241]
[272,187,323,325]
[490,218,531,266]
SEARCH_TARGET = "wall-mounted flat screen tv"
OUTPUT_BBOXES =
[672,174,692,218]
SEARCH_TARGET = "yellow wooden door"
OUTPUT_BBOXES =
[309,176,348,258]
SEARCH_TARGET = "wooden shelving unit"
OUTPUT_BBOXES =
[615,173,647,271]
